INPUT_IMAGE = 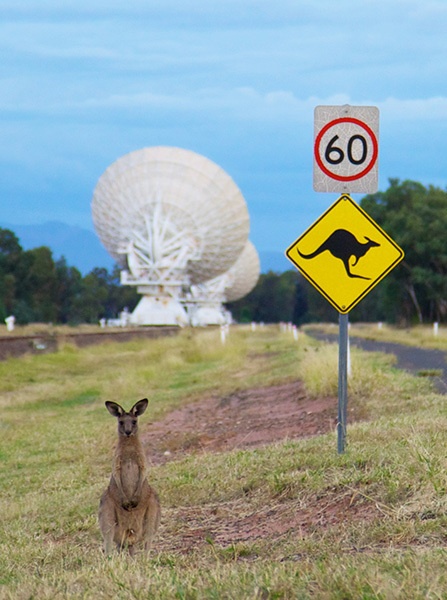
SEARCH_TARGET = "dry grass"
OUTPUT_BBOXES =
[0,324,447,598]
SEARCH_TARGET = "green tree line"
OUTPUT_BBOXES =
[229,179,447,325]
[2,179,446,325]
[0,229,138,324]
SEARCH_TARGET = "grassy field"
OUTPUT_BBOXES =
[1,325,447,599]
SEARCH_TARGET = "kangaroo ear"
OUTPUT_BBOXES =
[130,398,148,417]
[105,401,124,418]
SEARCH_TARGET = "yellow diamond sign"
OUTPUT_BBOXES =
[285,194,404,313]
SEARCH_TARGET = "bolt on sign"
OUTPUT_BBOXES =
[285,194,404,314]
[313,105,379,193]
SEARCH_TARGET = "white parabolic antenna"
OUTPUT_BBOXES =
[225,240,260,302]
[189,241,260,326]
[91,147,250,325]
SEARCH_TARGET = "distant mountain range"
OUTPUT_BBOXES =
[4,221,290,275]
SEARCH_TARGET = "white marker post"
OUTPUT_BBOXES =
[220,325,227,344]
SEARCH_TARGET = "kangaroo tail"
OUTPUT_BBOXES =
[297,248,322,260]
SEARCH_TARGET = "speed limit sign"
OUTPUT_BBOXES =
[313,105,379,193]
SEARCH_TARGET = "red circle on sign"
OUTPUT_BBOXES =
[314,117,378,182]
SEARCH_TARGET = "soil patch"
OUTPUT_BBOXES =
[142,381,377,553]
[157,489,381,555]
[142,381,339,465]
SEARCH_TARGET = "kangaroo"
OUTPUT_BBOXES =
[98,399,161,556]
[297,229,380,280]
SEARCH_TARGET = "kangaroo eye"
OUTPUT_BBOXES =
[132,420,137,426]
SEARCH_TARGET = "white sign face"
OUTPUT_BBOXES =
[313,105,379,193]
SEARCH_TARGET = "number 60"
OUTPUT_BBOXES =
[325,134,368,166]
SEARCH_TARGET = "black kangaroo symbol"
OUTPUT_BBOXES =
[297,229,380,280]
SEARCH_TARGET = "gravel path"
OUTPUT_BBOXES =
[306,329,447,394]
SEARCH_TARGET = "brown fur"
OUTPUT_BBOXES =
[98,399,161,556]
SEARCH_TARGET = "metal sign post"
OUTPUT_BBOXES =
[338,313,349,453]
[285,104,405,454]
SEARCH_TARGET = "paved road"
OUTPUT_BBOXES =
[306,329,447,394]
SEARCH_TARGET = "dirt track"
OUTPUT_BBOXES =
[142,380,377,553]
[142,381,340,465]
[140,335,447,552]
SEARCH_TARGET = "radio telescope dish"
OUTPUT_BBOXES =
[224,240,260,302]
[188,241,260,326]
[91,147,250,325]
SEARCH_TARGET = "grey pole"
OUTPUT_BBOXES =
[337,312,349,453]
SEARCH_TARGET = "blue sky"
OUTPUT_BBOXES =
[1,0,447,262]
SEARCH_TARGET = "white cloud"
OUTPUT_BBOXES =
[3,76,447,128]
[378,97,447,121]
[78,89,447,122]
